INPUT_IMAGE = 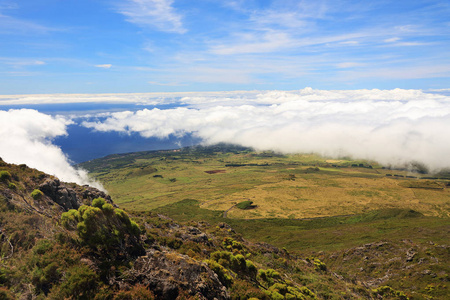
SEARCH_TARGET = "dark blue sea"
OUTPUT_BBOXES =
[0,102,199,164]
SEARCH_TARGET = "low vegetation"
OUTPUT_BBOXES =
[235,200,254,210]
[80,145,450,219]
[0,145,448,299]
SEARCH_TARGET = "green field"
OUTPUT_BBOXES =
[80,145,450,253]
[77,145,450,299]
[80,145,450,220]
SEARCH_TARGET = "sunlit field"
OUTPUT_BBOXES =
[81,147,450,219]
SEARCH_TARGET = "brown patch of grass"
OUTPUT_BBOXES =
[204,170,226,174]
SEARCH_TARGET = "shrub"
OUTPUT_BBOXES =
[246,260,258,277]
[31,262,61,294]
[236,200,253,210]
[114,285,155,300]
[0,287,14,300]
[231,254,247,272]
[55,265,99,299]
[372,286,408,300]
[33,239,54,255]
[306,257,327,271]
[60,198,144,258]
[92,197,106,208]
[61,209,81,230]
[258,269,281,285]
[102,203,114,213]
[7,183,16,190]
[222,237,247,254]
[205,259,233,287]
[31,189,44,200]
[313,258,327,271]
[0,171,11,182]
[229,280,267,300]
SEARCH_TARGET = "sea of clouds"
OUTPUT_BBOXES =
[0,109,104,189]
[1,88,449,187]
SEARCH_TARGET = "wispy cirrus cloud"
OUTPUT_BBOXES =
[115,0,186,33]
[0,2,57,35]
[0,58,46,67]
[0,13,54,35]
[209,31,295,55]
[148,81,186,86]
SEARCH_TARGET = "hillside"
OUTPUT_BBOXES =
[2,157,435,299]
[77,145,450,299]
[79,145,450,219]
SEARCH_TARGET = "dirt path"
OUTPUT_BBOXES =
[223,205,235,218]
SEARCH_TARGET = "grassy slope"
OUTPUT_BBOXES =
[81,147,450,219]
[79,146,450,299]
[152,199,449,253]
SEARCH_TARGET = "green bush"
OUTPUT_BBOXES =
[231,254,247,272]
[313,258,326,271]
[205,259,233,287]
[7,183,16,190]
[236,200,253,210]
[31,262,61,294]
[60,198,144,258]
[229,280,268,300]
[306,256,327,271]
[27,240,83,296]
[372,286,408,300]
[92,197,106,208]
[258,269,281,285]
[33,239,54,255]
[61,209,81,230]
[222,237,247,254]
[54,265,99,300]
[31,189,44,200]
[210,250,258,280]
[0,171,11,182]
[0,287,14,300]
[246,260,258,277]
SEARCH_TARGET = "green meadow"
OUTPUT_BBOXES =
[79,145,450,298]
[80,145,450,251]
[81,145,450,219]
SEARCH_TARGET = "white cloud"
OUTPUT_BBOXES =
[116,0,186,34]
[384,37,400,43]
[0,109,104,190]
[210,31,295,55]
[340,64,450,80]
[148,81,185,86]
[81,88,450,171]
[95,64,112,69]
[0,7,56,35]
[336,62,365,68]
[337,40,359,45]
[1,58,46,68]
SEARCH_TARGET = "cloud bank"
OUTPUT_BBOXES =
[82,88,450,171]
[0,109,104,190]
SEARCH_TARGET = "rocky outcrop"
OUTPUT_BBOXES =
[39,178,112,211]
[38,178,80,210]
[122,250,229,300]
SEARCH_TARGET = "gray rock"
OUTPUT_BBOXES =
[123,250,229,300]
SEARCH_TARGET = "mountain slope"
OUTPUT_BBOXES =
[0,158,379,299]
[1,157,448,299]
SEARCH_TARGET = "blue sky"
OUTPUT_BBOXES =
[0,0,449,94]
